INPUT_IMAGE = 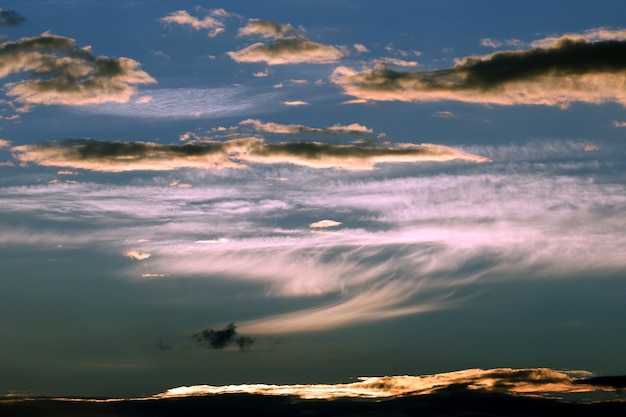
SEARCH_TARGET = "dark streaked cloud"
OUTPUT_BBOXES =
[332,35,626,107]
[11,138,489,171]
[0,9,25,26]
[0,35,155,106]
[193,323,254,350]
[228,19,343,65]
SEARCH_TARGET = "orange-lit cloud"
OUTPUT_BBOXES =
[228,19,343,65]
[122,250,151,260]
[11,138,490,172]
[0,139,11,148]
[0,34,155,106]
[158,368,608,400]
[332,35,626,107]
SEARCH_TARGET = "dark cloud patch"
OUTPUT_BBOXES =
[332,36,626,107]
[574,375,626,389]
[193,323,255,350]
[0,9,25,26]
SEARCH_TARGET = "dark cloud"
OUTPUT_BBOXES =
[11,138,490,171]
[0,9,25,26]
[332,36,626,107]
[0,35,155,106]
[193,323,254,350]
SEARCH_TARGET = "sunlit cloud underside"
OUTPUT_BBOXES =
[159,368,616,400]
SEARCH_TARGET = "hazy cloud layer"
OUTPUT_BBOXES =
[332,35,626,107]
[3,140,625,334]
[0,35,155,106]
[12,138,488,171]
[228,19,343,65]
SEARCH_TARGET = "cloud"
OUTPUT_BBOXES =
[309,219,341,228]
[0,34,155,106]
[239,119,372,135]
[123,250,151,260]
[353,43,369,53]
[0,139,11,148]
[331,34,626,107]
[159,368,612,399]
[11,138,252,172]
[11,138,489,172]
[0,9,25,26]
[228,19,343,65]
[160,9,228,37]
[531,27,626,48]
[435,111,455,118]
[375,58,419,67]
[193,323,254,349]
[237,19,300,40]
[282,100,308,106]
[613,121,626,128]
[4,140,626,336]
[480,38,524,48]
[77,87,279,119]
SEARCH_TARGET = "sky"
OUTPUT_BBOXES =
[1,0,626,399]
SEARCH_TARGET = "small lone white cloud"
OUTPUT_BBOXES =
[310,219,342,228]
[283,100,308,106]
[123,250,151,260]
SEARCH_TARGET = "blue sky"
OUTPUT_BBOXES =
[1,0,626,398]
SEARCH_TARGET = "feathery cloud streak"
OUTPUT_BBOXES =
[12,138,489,171]
[332,35,626,107]
[0,35,155,106]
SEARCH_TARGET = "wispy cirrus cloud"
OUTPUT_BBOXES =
[11,138,489,172]
[77,87,279,119]
[332,30,626,108]
[0,34,155,106]
[228,19,344,65]
[2,140,626,334]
